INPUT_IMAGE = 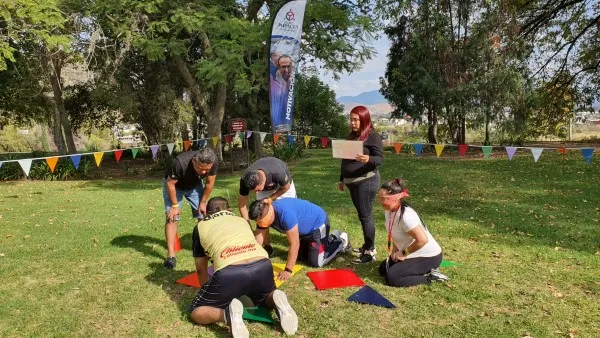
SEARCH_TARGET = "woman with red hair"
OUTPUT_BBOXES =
[337,105,383,263]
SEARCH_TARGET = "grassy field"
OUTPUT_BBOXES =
[1,149,599,337]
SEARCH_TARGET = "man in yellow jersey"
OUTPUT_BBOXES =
[189,197,298,338]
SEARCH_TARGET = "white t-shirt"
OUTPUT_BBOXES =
[384,206,442,258]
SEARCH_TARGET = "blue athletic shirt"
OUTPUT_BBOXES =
[271,198,327,235]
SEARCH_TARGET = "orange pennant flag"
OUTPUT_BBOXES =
[434,144,445,157]
[45,157,59,173]
[273,133,280,144]
[174,233,182,253]
[393,143,403,154]
[557,147,566,155]
[184,140,191,151]
[93,152,104,167]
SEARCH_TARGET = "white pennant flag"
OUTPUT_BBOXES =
[259,132,267,143]
[530,148,543,162]
[18,159,32,177]
[167,143,175,154]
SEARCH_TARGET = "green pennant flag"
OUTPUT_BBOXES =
[242,306,274,324]
[481,146,493,159]
[131,148,140,159]
[239,132,245,140]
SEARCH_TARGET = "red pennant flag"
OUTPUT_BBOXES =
[183,140,191,151]
[393,143,403,154]
[174,234,182,253]
[320,137,329,148]
[114,150,123,163]
[458,144,469,157]
[557,147,566,155]
[273,133,280,144]
[225,134,232,144]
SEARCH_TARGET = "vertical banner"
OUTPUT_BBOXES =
[269,0,307,134]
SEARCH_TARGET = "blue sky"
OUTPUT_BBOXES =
[318,35,390,98]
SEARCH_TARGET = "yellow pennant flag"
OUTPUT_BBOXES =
[46,157,59,173]
[212,136,219,148]
[93,152,104,167]
[303,135,311,147]
[272,263,304,288]
[434,144,445,157]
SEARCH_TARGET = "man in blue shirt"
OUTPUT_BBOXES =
[249,198,349,281]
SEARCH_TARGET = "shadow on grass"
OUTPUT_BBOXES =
[110,233,194,260]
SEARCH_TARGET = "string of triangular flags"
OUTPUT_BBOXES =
[0,131,596,177]
[389,142,595,164]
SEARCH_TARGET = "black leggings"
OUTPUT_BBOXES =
[378,253,442,287]
[346,171,380,251]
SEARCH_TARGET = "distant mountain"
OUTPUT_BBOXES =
[338,90,387,105]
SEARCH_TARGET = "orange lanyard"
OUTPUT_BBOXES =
[387,210,398,254]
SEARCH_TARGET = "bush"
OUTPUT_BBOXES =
[273,142,303,162]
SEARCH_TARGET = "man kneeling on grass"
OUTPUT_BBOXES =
[189,197,298,338]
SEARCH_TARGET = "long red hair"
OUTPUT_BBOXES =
[348,105,374,141]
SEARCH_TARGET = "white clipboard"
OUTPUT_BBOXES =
[332,140,363,159]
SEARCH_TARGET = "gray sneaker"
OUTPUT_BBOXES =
[428,268,449,283]
[226,298,248,338]
[352,249,377,264]
[339,232,351,253]
[273,290,298,335]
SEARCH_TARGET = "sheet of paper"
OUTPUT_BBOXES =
[332,140,363,159]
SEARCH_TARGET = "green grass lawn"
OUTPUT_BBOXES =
[1,149,599,337]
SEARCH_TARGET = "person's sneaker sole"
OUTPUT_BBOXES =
[273,290,298,335]
[228,298,249,338]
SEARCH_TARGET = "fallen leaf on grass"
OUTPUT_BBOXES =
[0,253,5,257]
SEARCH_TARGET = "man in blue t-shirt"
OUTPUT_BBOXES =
[248,198,349,281]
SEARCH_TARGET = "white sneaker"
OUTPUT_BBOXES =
[339,232,350,253]
[428,268,449,283]
[273,290,298,335]
[227,298,249,338]
[331,229,341,240]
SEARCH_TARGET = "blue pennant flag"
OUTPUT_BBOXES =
[287,135,295,144]
[581,148,594,164]
[199,139,206,148]
[413,144,423,156]
[348,285,396,309]
[70,155,82,169]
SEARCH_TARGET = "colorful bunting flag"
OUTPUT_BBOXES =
[239,132,245,140]
[413,144,423,156]
[199,139,206,148]
[481,146,493,159]
[260,132,267,143]
[93,152,104,167]
[273,133,280,144]
[150,145,160,159]
[557,147,567,155]
[505,147,517,161]
[458,144,469,157]
[114,150,123,163]
[225,135,232,144]
[287,135,295,144]
[18,159,32,177]
[320,137,329,148]
[183,140,191,151]
[303,135,312,147]
[46,157,59,173]
[581,148,594,164]
[167,143,175,154]
[247,131,253,139]
[212,136,219,148]
[530,148,543,162]
[393,143,402,154]
[70,155,81,169]
[434,144,445,157]
[131,148,139,159]
[0,162,3,169]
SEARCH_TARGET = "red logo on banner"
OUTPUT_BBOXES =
[285,9,295,21]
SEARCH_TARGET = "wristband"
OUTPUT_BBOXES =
[403,248,410,256]
[284,267,293,273]
[171,204,179,208]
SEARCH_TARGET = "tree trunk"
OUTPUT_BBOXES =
[427,105,438,144]
[51,109,67,154]
[460,116,466,144]
[47,52,76,154]
[484,111,491,145]
[206,83,227,160]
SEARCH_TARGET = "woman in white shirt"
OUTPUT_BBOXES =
[377,178,448,287]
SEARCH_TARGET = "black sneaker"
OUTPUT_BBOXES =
[163,256,177,269]
[263,244,274,258]
[428,268,449,283]
[226,298,248,338]
[351,247,364,256]
[272,290,298,335]
[352,249,376,264]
